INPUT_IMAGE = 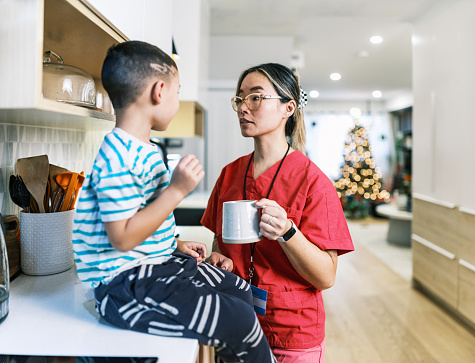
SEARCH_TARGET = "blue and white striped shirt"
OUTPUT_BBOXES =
[73,127,176,287]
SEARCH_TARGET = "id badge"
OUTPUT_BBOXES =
[251,285,268,316]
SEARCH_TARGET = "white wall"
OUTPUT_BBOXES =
[412,0,475,208]
[209,35,294,83]
[88,0,210,103]
[206,89,254,189]
[172,0,210,104]
[88,0,173,53]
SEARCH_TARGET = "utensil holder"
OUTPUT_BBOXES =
[20,210,75,275]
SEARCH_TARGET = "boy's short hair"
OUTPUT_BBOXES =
[101,40,178,110]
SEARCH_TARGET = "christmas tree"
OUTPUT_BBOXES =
[334,114,390,218]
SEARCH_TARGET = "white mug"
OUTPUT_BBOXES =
[222,200,262,244]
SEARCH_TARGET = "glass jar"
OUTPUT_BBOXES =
[0,214,10,324]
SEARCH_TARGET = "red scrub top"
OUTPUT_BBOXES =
[201,150,354,349]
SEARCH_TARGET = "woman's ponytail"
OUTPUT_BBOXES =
[289,108,306,154]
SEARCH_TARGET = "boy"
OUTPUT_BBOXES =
[72,41,275,363]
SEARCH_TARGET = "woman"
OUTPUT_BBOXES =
[201,63,354,362]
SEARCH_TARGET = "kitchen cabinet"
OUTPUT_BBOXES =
[0,0,128,130]
[458,259,475,323]
[412,234,458,307]
[151,101,205,138]
[412,197,475,330]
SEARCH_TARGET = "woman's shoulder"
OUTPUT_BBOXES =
[289,151,335,192]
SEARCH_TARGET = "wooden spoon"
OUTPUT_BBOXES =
[16,155,50,213]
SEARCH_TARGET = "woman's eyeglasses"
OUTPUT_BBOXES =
[231,93,282,112]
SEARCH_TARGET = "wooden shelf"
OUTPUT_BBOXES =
[0,0,128,129]
[44,0,127,80]
[0,99,114,131]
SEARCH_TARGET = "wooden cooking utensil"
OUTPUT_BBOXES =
[48,164,69,196]
[16,155,50,213]
[2,214,20,279]
[56,171,85,212]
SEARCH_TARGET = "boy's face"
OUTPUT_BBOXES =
[153,72,180,131]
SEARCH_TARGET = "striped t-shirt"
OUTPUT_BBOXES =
[73,127,176,287]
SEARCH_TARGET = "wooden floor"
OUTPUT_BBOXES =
[324,235,475,363]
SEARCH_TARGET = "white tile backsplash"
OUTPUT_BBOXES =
[0,124,108,217]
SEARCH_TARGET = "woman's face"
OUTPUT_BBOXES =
[237,72,290,139]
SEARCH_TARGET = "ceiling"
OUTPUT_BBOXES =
[207,0,438,101]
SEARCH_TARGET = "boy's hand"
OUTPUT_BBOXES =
[170,154,205,197]
[205,252,234,272]
[176,239,207,264]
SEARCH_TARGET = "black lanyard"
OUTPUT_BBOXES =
[243,143,290,284]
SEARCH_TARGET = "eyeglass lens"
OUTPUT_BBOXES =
[231,93,262,111]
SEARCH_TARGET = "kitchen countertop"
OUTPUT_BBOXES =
[175,225,214,257]
[177,192,211,209]
[0,266,199,362]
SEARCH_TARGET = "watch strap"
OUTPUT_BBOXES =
[277,219,296,242]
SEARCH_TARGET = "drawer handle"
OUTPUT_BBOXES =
[412,193,456,209]
[458,206,475,216]
[412,234,456,260]
[459,259,475,273]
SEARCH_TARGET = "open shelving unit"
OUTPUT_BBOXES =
[0,0,128,130]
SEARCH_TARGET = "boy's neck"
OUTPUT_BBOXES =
[115,106,152,144]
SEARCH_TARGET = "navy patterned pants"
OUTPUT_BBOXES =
[94,253,275,363]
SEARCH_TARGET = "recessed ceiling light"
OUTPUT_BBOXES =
[370,35,383,44]
[372,90,382,98]
[309,90,319,98]
[330,73,341,81]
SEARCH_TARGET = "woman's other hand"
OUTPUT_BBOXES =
[176,238,207,264]
[255,198,291,240]
[206,252,234,272]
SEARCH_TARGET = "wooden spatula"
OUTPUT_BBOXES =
[16,155,50,213]
[49,164,69,197]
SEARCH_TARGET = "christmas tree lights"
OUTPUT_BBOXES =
[334,117,390,211]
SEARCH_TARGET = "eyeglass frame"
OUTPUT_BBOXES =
[231,93,282,112]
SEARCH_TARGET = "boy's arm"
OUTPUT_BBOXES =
[104,154,204,251]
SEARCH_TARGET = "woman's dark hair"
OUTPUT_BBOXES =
[101,40,177,110]
[236,63,306,153]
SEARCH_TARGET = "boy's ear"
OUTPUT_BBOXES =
[151,80,166,105]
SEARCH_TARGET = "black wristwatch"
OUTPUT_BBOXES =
[277,220,297,242]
